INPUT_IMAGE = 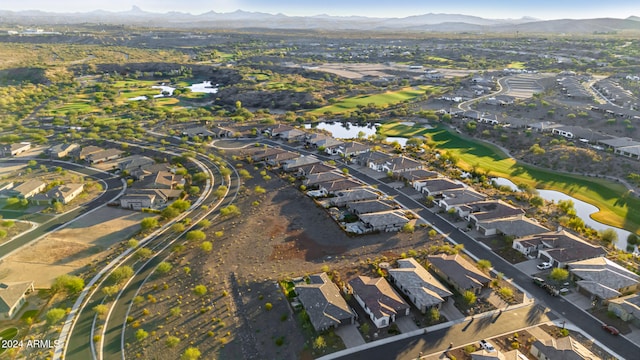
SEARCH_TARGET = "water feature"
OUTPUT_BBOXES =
[304,122,378,139]
[151,85,176,97]
[386,137,408,147]
[188,81,219,93]
[537,189,631,250]
[491,177,632,250]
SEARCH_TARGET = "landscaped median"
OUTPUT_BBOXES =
[378,123,640,235]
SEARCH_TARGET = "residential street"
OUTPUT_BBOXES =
[264,139,640,360]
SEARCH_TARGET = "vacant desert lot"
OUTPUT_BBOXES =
[0,207,149,287]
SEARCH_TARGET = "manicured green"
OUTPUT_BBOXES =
[507,61,527,69]
[421,126,640,234]
[0,327,18,339]
[378,122,433,138]
[310,86,437,115]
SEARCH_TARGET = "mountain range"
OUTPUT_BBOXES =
[1,6,639,33]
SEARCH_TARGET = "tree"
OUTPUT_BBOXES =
[127,239,139,248]
[529,196,545,208]
[200,241,213,252]
[140,217,159,231]
[161,206,181,220]
[314,336,327,349]
[181,347,201,360]
[463,291,477,305]
[135,329,149,342]
[265,303,273,311]
[550,268,569,281]
[254,186,266,194]
[46,308,66,325]
[109,266,134,284]
[166,336,180,348]
[135,248,153,260]
[627,233,639,246]
[93,304,108,317]
[402,223,415,233]
[102,285,119,297]
[171,199,191,212]
[192,172,209,183]
[171,223,185,233]
[599,228,618,246]
[186,230,206,242]
[193,285,207,296]
[170,306,181,316]
[238,169,252,179]
[477,259,492,272]
[199,219,211,228]
[52,274,85,295]
[220,205,241,217]
[429,307,440,322]
[156,262,173,274]
[52,202,64,213]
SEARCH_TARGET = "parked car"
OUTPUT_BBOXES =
[537,262,552,270]
[602,324,619,335]
[479,340,495,352]
[532,277,545,286]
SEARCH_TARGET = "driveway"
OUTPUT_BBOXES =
[395,316,419,333]
[440,298,465,321]
[513,259,542,276]
[335,324,366,348]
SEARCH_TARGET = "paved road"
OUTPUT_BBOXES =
[263,139,640,360]
[0,159,123,260]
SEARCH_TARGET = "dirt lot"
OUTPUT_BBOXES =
[124,156,439,360]
[0,207,149,287]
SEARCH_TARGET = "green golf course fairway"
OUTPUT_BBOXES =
[380,123,640,235]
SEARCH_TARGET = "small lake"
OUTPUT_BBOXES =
[491,177,632,250]
[188,81,218,93]
[151,85,175,97]
[304,122,379,139]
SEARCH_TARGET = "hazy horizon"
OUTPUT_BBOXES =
[1,0,639,21]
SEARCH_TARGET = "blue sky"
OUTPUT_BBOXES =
[2,0,639,20]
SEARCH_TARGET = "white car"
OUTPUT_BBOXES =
[479,340,495,352]
[537,262,552,270]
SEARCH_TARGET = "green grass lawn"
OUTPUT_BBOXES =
[0,327,18,354]
[20,309,38,321]
[408,125,639,234]
[309,86,436,115]
[507,61,527,69]
[378,122,433,138]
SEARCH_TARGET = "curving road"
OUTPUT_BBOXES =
[0,159,123,260]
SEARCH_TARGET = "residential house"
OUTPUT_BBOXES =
[438,188,488,212]
[359,210,410,232]
[476,216,549,238]
[0,182,14,193]
[355,151,393,170]
[119,156,155,173]
[135,171,184,190]
[329,187,380,207]
[249,148,286,162]
[305,133,333,147]
[7,180,46,199]
[120,193,156,210]
[282,155,320,172]
[297,163,336,178]
[385,156,423,174]
[512,229,606,267]
[608,294,640,327]
[86,148,124,164]
[327,141,370,158]
[267,124,295,137]
[32,183,84,205]
[304,171,345,186]
[1,142,31,157]
[280,128,307,142]
[427,254,491,295]
[397,169,439,191]
[0,281,34,320]
[317,178,363,195]
[76,145,104,160]
[348,276,410,328]
[568,258,640,302]
[420,178,465,197]
[530,337,599,360]
[181,126,216,139]
[616,145,640,160]
[471,349,524,360]
[265,151,300,167]
[347,200,397,215]
[598,137,640,152]
[47,143,79,159]
[464,201,525,227]
[295,273,356,332]
[387,258,453,313]
[316,138,344,152]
